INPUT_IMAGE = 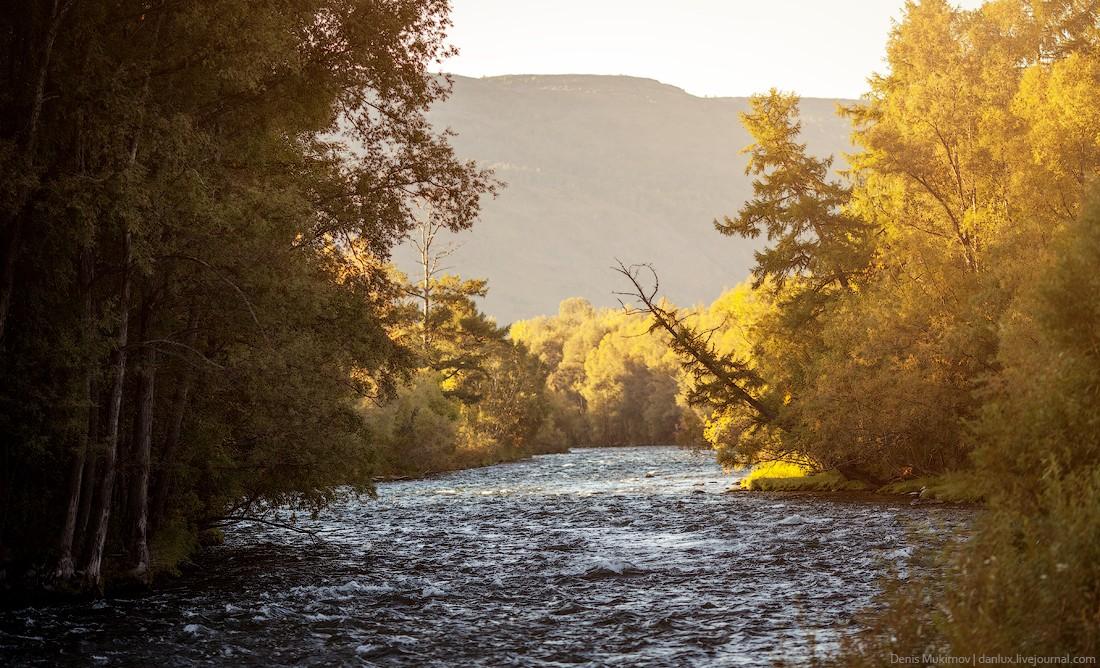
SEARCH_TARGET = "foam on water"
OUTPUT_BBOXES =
[0,446,971,666]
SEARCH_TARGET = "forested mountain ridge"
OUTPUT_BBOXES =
[400,74,855,322]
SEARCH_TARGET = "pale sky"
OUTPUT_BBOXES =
[442,0,987,99]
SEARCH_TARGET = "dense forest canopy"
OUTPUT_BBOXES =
[606,0,1100,657]
[612,0,1100,479]
[0,0,497,590]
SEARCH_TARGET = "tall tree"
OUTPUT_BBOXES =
[716,90,871,293]
[0,0,495,592]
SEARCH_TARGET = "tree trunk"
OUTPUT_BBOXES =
[82,231,132,590]
[74,453,98,564]
[128,342,155,583]
[74,377,100,565]
[22,0,72,158]
[77,0,167,588]
[150,372,191,533]
[54,247,95,581]
[54,431,86,581]
[150,308,198,532]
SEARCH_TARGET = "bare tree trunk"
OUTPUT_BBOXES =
[614,261,776,423]
[150,309,198,532]
[76,0,168,590]
[74,379,100,565]
[150,371,191,533]
[128,341,155,583]
[410,216,456,361]
[54,430,86,581]
[54,246,94,580]
[22,0,72,159]
[418,223,431,352]
[82,231,132,590]
[74,453,98,563]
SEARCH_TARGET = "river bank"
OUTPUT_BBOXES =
[735,462,985,504]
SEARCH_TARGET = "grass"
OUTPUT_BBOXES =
[875,471,985,503]
[737,460,811,489]
[738,461,871,492]
[748,469,872,492]
[737,461,983,501]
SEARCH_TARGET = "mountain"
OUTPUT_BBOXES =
[397,74,856,323]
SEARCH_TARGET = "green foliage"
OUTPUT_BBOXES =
[361,370,460,475]
[816,2,1100,657]
[656,0,1100,487]
[939,469,1100,657]
[832,87,1100,666]
[361,268,566,477]
[717,90,871,292]
[149,519,201,578]
[0,0,492,587]
[971,194,1100,501]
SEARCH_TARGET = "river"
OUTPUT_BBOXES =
[1,446,971,666]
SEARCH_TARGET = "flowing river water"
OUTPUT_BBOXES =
[1,446,971,667]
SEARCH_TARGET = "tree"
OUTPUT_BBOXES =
[363,274,561,474]
[405,213,460,356]
[717,90,871,293]
[614,262,773,423]
[0,0,493,592]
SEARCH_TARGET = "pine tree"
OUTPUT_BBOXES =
[716,90,870,293]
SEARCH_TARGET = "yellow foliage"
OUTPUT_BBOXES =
[737,460,811,490]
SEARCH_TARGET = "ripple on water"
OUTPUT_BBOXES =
[0,446,971,667]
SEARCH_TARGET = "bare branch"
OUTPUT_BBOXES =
[612,260,776,423]
[207,515,322,544]
[158,254,268,342]
[130,338,225,370]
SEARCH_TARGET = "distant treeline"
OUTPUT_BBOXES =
[509,291,764,451]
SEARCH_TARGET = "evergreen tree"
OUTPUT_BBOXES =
[717,90,871,293]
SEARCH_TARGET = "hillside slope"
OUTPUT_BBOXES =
[397,74,855,322]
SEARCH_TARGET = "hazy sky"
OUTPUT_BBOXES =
[442,0,986,99]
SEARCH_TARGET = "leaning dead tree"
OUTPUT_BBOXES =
[612,260,776,424]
